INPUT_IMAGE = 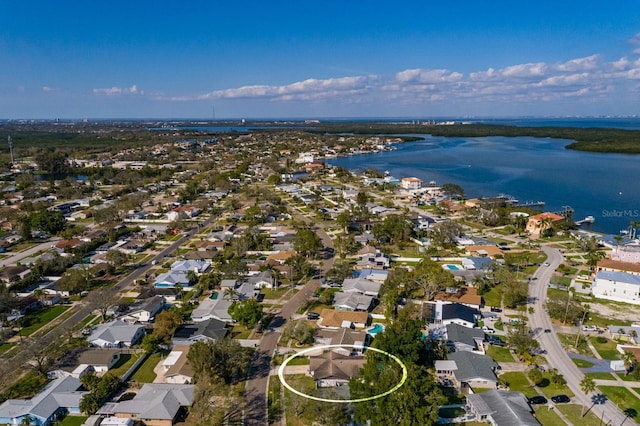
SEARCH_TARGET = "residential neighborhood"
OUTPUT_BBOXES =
[0,122,639,426]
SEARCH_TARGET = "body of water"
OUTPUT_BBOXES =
[330,134,640,235]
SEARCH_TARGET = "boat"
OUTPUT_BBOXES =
[575,215,595,226]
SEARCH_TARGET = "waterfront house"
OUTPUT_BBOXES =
[525,212,564,238]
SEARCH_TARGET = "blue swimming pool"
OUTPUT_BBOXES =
[367,323,385,335]
[443,264,462,271]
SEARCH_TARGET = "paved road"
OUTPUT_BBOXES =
[0,237,61,268]
[528,245,637,426]
[244,212,335,426]
[3,216,216,376]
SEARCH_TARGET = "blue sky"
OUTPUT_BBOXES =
[1,1,639,119]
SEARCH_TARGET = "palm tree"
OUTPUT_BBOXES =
[580,375,596,417]
[175,283,184,299]
[223,287,239,301]
[19,415,33,426]
[32,288,46,306]
[622,351,637,375]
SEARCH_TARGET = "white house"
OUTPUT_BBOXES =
[592,270,640,305]
[87,320,145,348]
[400,177,422,191]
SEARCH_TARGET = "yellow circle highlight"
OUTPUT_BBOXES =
[277,344,408,403]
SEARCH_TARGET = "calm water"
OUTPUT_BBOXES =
[330,135,640,235]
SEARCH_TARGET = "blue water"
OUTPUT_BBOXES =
[330,133,640,235]
[444,264,462,271]
[368,324,385,335]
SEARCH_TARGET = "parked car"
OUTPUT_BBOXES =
[551,394,570,403]
[307,312,320,320]
[582,325,597,332]
[482,326,495,333]
[490,306,502,313]
[528,395,548,405]
[487,336,505,346]
[543,262,550,266]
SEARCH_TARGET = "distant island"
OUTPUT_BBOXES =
[307,122,640,154]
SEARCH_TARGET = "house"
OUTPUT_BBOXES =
[333,292,375,312]
[435,302,480,328]
[119,295,165,323]
[162,346,194,384]
[461,256,495,271]
[445,323,485,353]
[170,260,210,274]
[318,309,369,329]
[247,270,275,289]
[190,297,233,323]
[172,319,228,345]
[313,328,368,355]
[0,265,31,285]
[400,177,422,191]
[87,320,145,348]
[357,268,389,283]
[466,390,539,426]
[611,245,640,264]
[154,271,190,288]
[107,384,195,426]
[75,349,123,374]
[445,351,498,392]
[356,251,390,270]
[596,258,640,276]
[592,270,640,305]
[464,245,503,258]
[341,277,381,297]
[525,212,564,238]
[219,279,238,289]
[433,286,482,310]
[309,351,365,388]
[0,376,87,426]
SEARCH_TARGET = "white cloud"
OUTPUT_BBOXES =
[42,86,56,92]
[194,75,378,101]
[395,69,462,83]
[629,32,640,54]
[557,55,600,72]
[93,85,143,96]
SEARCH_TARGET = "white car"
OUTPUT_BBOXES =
[482,326,495,333]
[582,325,597,332]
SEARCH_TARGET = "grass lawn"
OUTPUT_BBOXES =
[131,352,162,383]
[21,305,71,336]
[231,324,252,339]
[555,404,605,426]
[58,416,89,426]
[261,287,294,300]
[499,372,538,398]
[268,377,282,424]
[486,345,515,363]
[536,371,574,398]
[0,371,49,400]
[589,336,621,360]
[617,373,640,382]
[283,374,318,426]
[80,314,99,326]
[572,358,595,368]
[109,353,143,378]
[557,333,592,356]
[585,372,616,380]
[533,405,566,426]
[598,386,640,416]
[481,285,502,308]
[0,342,15,355]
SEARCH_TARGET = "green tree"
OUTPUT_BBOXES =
[506,319,539,361]
[336,210,351,233]
[441,183,465,199]
[229,299,264,328]
[528,368,543,386]
[57,269,89,294]
[580,375,596,417]
[29,210,67,235]
[35,150,70,178]
[106,250,129,268]
[292,228,322,258]
[188,338,253,385]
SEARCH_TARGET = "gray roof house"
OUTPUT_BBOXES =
[333,292,375,312]
[170,260,211,274]
[172,319,228,345]
[247,270,275,289]
[445,323,486,353]
[466,390,539,426]
[439,302,480,328]
[0,376,87,426]
[108,383,195,424]
[446,351,499,393]
[119,295,165,323]
[190,297,233,323]
[154,271,190,288]
[87,320,145,348]
[341,277,382,297]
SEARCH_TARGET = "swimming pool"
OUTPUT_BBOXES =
[367,323,385,335]
[442,264,462,271]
